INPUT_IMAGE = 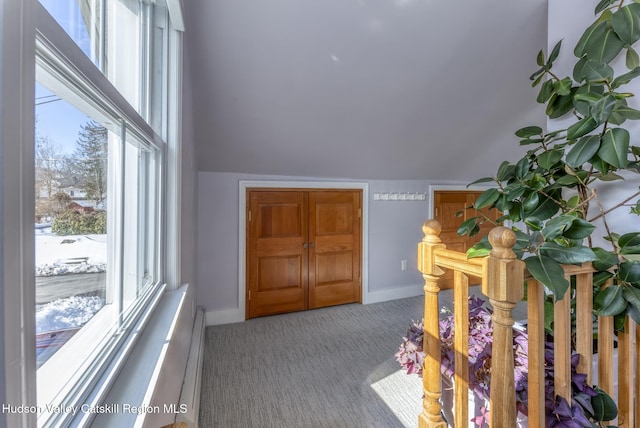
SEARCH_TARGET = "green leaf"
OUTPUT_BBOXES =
[536,49,545,66]
[541,215,575,240]
[515,157,531,178]
[547,90,578,119]
[611,66,640,88]
[457,217,479,236]
[515,126,543,138]
[474,188,500,209]
[544,300,555,333]
[595,285,627,316]
[528,195,561,221]
[540,242,597,264]
[553,77,572,96]
[611,3,640,45]
[626,301,640,325]
[599,171,625,181]
[467,177,495,187]
[622,286,640,311]
[575,20,608,58]
[591,387,619,421]
[564,217,597,239]
[566,135,601,168]
[536,79,554,104]
[598,127,630,168]
[525,216,544,231]
[619,232,640,249]
[548,40,562,65]
[594,271,614,287]
[627,46,640,69]
[525,255,570,299]
[592,247,619,271]
[519,138,545,146]
[503,182,527,201]
[496,161,516,182]
[590,94,617,123]
[574,84,605,116]
[611,104,640,124]
[595,0,616,14]
[537,149,563,169]
[522,192,540,212]
[619,260,640,284]
[566,116,599,140]
[573,57,614,83]
[467,238,492,259]
[584,24,625,64]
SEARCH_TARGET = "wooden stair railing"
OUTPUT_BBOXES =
[417,219,638,428]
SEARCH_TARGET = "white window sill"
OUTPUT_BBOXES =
[78,286,189,428]
[37,283,168,427]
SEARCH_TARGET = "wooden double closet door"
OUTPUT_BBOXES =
[247,189,362,319]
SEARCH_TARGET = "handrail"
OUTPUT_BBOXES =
[416,219,637,428]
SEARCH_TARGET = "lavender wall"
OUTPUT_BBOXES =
[196,171,468,323]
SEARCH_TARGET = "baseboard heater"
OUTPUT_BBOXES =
[176,306,206,427]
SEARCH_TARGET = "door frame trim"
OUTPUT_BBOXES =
[239,180,369,319]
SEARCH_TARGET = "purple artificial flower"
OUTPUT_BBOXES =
[395,295,616,426]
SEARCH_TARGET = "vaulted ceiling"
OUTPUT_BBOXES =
[184,0,548,181]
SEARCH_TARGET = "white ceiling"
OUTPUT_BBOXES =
[184,0,548,181]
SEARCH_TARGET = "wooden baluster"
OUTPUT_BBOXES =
[618,317,635,427]
[526,278,545,427]
[574,270,593,383]
[417,220,447,428]
[597,280,615,398]
[554,286,572,404]
[453,270,469,427]
[483,227,524,428]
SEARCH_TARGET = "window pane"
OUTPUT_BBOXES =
[39,0,104,68]
[35,84,108,368]
[34,81,160,423]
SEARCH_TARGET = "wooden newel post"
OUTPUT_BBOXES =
[484,227,525,428]
[417,220,447,428]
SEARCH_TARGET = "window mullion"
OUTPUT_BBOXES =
[117,121,127,328]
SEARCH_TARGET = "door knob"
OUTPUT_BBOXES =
[310,242,315,248]
[303,243,308,248]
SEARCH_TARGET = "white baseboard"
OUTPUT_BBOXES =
[205,308,244,326]
[206,286,424,325]
[176,306,205,427]
[364,284,423,305]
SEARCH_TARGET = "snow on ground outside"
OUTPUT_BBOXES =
[36,227,106,276]
[36,227,107,332]
[36,295,104,333]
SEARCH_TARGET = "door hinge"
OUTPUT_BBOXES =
[248,210,252,222]
[358,208,362,218]
[435,207,439,217]
[248,289,251,301]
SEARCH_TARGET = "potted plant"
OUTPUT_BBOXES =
[399,1,640,426]
[456,0,640,323]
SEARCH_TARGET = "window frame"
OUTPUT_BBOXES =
[30,1,181,426]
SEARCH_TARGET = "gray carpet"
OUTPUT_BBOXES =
[198,288,527,428]
[198,296,426,428]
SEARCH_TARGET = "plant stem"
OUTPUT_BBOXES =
[588,190,640,222]
[591,189,622,258]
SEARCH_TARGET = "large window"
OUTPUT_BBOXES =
[32,0,177,426]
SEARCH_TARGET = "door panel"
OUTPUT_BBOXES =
[248,191,308,318]
[434,191,500,289]
[247,189,362,318]
[309,191,361,309]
